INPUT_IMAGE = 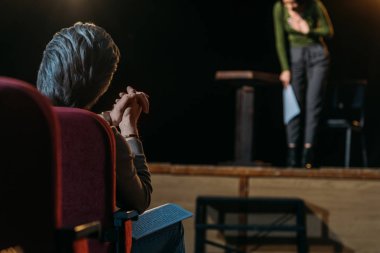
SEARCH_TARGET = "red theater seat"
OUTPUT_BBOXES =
[0,77,101,253]
[54,107,137,253]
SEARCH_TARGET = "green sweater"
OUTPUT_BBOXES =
[273,0,334,71]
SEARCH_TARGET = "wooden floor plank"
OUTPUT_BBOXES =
[149,164,380,253]
[150,163,380,180]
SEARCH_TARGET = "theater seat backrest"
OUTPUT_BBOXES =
[54,107,116,252]
[0,77,61,253]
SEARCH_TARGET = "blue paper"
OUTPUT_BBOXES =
[283,85,300,125]
[132,203,193,239]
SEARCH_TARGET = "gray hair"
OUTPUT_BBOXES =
[37,22,120,108]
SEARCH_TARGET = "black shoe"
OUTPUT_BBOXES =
[302,147,315,169]
[287,148,298,168]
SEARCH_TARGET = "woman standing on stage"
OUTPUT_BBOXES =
[273,0,334,168]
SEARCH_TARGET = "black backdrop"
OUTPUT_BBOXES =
[1,0,380,167]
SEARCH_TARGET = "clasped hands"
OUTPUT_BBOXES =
[109,86,149,138]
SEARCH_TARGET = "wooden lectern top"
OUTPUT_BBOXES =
[215,70,280,84]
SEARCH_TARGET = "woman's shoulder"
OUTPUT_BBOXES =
[273,1,282,9]
[308,0,329,15]
[273,1,283,13]
[311,0,325,9]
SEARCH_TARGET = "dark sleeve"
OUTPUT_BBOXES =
[309,0,334,37]
[112,128,152,214]
[273,1,290,71]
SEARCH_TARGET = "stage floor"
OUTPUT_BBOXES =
[149,163,380,253]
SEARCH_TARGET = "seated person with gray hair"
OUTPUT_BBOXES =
[37,22,185,253]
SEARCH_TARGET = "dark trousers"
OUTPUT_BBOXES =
[287,43,330,146]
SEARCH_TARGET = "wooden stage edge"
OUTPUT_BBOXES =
[149,163,380,180]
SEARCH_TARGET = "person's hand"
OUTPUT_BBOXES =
[280,70,291,87]
[127,86,149,114]
[288,12,309,34]
[108,93,133,126]
[297,18,310,34]
[109,86,149,127]
[118,86,150,137]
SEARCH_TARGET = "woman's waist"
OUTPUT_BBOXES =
[288,35,323,47]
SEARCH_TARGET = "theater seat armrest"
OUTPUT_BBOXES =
[114,210,139,227]
[56,221,102,250]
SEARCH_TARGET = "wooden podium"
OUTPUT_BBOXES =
[215,70,280,165]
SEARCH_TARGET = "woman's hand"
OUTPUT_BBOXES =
[127,86,149,114]
[288,12,310,34]
[108,86,149,132]
[118,86,150,138]
[280,70,291,87]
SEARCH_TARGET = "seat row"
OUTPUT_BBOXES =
[0,76,137,253]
